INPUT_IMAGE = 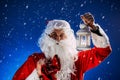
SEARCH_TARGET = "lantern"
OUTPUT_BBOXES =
[76,23,91,51]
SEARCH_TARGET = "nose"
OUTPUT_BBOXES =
[56,36,61,42]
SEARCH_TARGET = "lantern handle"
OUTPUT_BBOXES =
[79,20,88,29]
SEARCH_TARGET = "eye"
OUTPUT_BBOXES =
[49,32,57,38]
[60,33,65,38]
[60,34,63,37]
[53,33,57,37]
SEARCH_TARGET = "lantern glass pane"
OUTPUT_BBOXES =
[87,35,90,47]
[80,36,86,47]
[76,36,80,47]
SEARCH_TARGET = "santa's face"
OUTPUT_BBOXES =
[38,20,78,80]
[39,26,78,59]
[45,28,77,79]
[48,28,67,42]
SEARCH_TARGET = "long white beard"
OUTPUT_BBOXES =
[38,33,78,80]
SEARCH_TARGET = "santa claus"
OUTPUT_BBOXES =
[12,13,112,80]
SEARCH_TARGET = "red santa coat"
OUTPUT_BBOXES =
[12,46,111,80]
[13,24,112,80]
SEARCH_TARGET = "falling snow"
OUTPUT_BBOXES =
[30,37,32,40]
[84,1,87,4]
[105,29,108,32]
[15,48,18,51]
[111,4,114,9]
[3,56,5,59]
[32,20,35,23]
[61,7,64,11]
[117,48,120,51]
[0,60,2,63]
[44,17,47,20]
[98,77,101,80]
[90,0,92,4]
[24,22,27,25]
[80,4,84,7]
[9,54,12,57]
[5,17,7,20]
[26,5,29,9]
[102,16,105,19]
[7,28,14,37]
[24,33,27,36]
[5,4,8,7]
[0,0,119,80]
[107,61,110,64]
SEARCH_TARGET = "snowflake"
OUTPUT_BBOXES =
[102,16,105,19]
[107,61,110,64]
[5,4,8,7]
[29,18,32,21]
[111,4,114,9]
[3,56,5,59]
[40,16,43,19]
[77,13,80,16]
[2,12,5,15]
[7,76,10,80]
[32,21,35,23]
[15,48,18,51]
[6,61,8,64]
[24,33,27,36]
[90,0,92,4]
[26,5,29,9]
[16,64,19,67]
[98,77,101,80]
[5,17,8,20]
[30,37,32,40]
[76,25,79,27]
[61,7,64,11]
[68,20,71,23]
[7,28,14,37]
[24,22,27,25]
[80,4,84,7]
[84,1,87,4]
[44,17,47,20]
[0,60,2,63]
[105,29,108,32]
[117,48,120,51]
[21,45,24,48]
[100,0,103,2]
[75,14,78,17]
[8,33,10,36]
[9,54,12,57]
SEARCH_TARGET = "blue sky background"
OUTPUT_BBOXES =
[0,0,120,80]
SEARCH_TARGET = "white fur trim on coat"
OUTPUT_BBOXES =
[25,69,39,80]
[91,24,110,48]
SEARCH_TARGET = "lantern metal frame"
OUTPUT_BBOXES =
[76,24,91,51]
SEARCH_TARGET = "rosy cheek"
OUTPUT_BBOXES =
[62,36,67,40]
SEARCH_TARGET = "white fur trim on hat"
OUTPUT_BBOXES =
[45,20,71,34]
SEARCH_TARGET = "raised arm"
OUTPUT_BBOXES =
[78,13,112,73]
[80,12,111,48]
